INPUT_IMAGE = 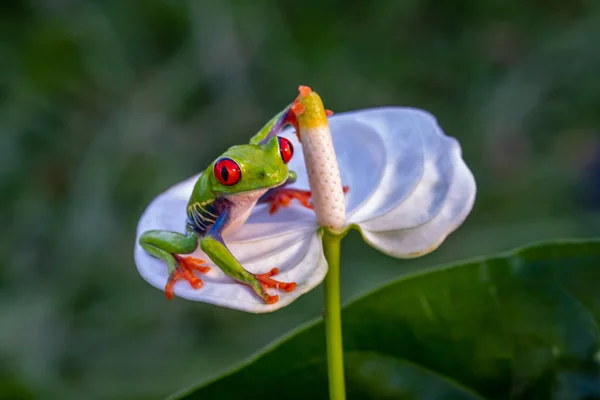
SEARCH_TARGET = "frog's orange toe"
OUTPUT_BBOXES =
[254,268,297,304]
[298,85,312,97]
[291,101,305,116]
[165,256,211,300]
[265,188,313,215]
[256,268,297,292]
[264,294,279,304]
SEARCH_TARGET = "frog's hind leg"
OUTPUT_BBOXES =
[200,211,296,304]
[139,227,211,299]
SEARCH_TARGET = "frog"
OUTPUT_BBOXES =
[138,100,315,304]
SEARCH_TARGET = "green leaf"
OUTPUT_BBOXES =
[172,239,600,400]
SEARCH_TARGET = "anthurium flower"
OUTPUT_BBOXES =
[134,105,476,313]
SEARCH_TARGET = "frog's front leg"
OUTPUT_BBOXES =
[200,210,296,304]
[259,171,349,214]
[139,226,211,299]
[258,171,312,214]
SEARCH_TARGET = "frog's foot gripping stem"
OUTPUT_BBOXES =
[165,256,211,300]
[253,268,297,304]
[264,188,313,214]
[264,186,349,215]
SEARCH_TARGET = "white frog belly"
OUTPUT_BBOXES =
[222,188,268,235]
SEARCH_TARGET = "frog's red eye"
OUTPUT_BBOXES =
[278,136,294,164]
[214,158,241,186]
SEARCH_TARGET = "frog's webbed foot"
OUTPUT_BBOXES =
[252,268,297,304]
[165,256,211,300]
[263,186,349,215]
[200,210,297,305]
[264,188,313,214]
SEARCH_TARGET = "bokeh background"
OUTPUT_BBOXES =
[1,1,600,399]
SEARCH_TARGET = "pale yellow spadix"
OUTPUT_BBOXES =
[296,86,346,232]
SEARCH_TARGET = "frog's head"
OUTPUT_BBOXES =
[210,135,294,195]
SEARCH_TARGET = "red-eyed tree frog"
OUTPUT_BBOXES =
[138,102,316,304]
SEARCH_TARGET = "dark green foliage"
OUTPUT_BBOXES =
[1,0,600,398]
[177,240,600,399]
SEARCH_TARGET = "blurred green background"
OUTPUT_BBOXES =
[1,1,600,399]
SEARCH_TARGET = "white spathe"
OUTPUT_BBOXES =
[134,107,476,313]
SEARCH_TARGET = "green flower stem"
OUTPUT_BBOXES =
[322,229,346,400]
